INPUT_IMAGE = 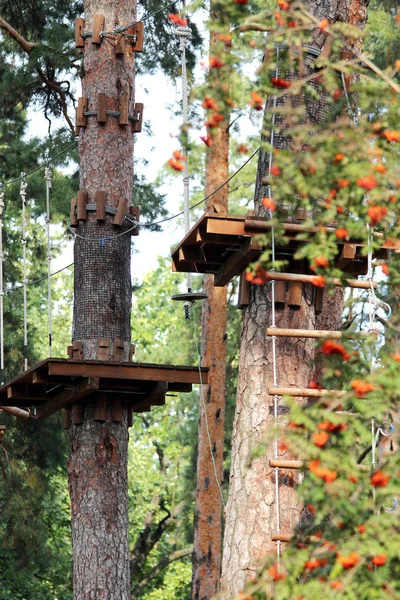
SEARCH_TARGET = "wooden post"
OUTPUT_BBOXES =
[95,191,106,221]
[114,198,128,226]
[77,191,88,221]
[75,18,86,50]
[92,14,105,45]
[97,93,107,124]
[94,394,107,422]
[119,93,129,126]
[72,404,84,425]
[133,103,144,132]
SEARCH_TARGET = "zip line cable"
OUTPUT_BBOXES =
[0,191,4,384]
[20,174,28,371]
[44,167,53,357]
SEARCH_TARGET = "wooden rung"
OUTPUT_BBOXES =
[264,272,376,290]
[114,198,128,226]
[77,191,88,221]
[95,191,106,221]
[119,94,129,126]
[133,103,144,133]
[75,18,85,49]
[272,533,292,542]
[97,93,107,123]
[269,386,344,397]
[115,32,125,55]
[266,328,373,339]
[70,196,78,227]
[76,97,88,128]
[92,14,105,45]
[270,459,304,469]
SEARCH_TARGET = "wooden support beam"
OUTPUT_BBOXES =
[72,342,83,359]
[95,191,106,221]
[64,408,71,429]
[268,386,344,397]
[238,270,251,309]
[266,328,374,339]
[111,398,123,422]
[315,286,324,315]
[129,205,140,235]
[72,403,84,425]
[119,93,129,126]
[75,18,85,49]
[77,192,88,221]
[214,238,261,287]
[263,272,376,290]
[336,244,356,270]
[97,339,110,361]
[128,407,134,427]
[76,97,88,129]
[288,281,302,308]
[113,339,125,361]
[274,280,286,304]
[130,22,144,52]
[94,394,107,422]
[270,459,304,469]
[92,14,105,45]
[0,406,31,420]
[133,103,144,133]
[37,377,100,419]
[115,33,125,55]
[7,386,43,403]
[114,198,128,226]
[207,218,246,237]
[97,93,107,123]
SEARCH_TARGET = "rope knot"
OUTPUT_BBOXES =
[44,166,52,182]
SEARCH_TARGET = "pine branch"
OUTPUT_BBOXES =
[131,546,193,598]
[0,16,36,54]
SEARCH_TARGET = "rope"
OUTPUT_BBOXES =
[0,142,77,190]
[176,22,193,313]
[193,306,226,508]
[20,174,28,371]
[267,45,282,568]
[0,191,4,385]
[44,167,52,357]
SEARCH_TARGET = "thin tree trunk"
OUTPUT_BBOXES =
[192,24,230,600]
[67,1,136,598]
[220,1,366,596]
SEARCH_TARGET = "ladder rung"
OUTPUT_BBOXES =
[269,386,344,397]
[272,533,292,542]
[266,328,374,339]
[270,459,304,469]
[264,272,376,290]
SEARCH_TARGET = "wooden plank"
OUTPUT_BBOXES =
[92,14,105,45]
[133,103,144,133]
[97,93,107,123]
[288,281,302,308]
[77,192,88,221]
[97,339,110,361]
[64,408,71,429]
[72,403,84,425]
[167,382,192,393]
[315,287,324,315]
[131,22,144,52]
[115,33,125,55]
[95,191,106,221]
[214,238,261,287]
[113,339,125,361]
[70,196,78,227]
[48,361,208,384]
[72,341,83,359]
[76,97,88,128]
[206,217,247,237]
[262,271,376,290]
[94,394,107,421]
[37,377,99,419]
[274,280,286,304]
[119,93,129,126]
[111,398,123,422]
[7,385,44,403]
[114,198,128,226]
[336,244,356,270]
[75,18,85,49]
[129,205,140,236]
[238,271,251,309]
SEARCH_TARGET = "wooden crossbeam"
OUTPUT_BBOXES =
[271,533,292,542]
[266,328,375,339]
[214,238,261,287]
[268,386,344,397]
[37,377,100,419]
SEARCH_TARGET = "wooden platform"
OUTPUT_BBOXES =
[0,359,208,420]
[171,214,392,287]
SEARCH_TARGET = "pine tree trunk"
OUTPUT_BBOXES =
[219,1,366,596]
[192,21,230,596]
[67,1,136,598]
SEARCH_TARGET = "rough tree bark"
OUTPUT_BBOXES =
[192,20,230,599]
[67,1,136,598]
[220,1,369,596]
